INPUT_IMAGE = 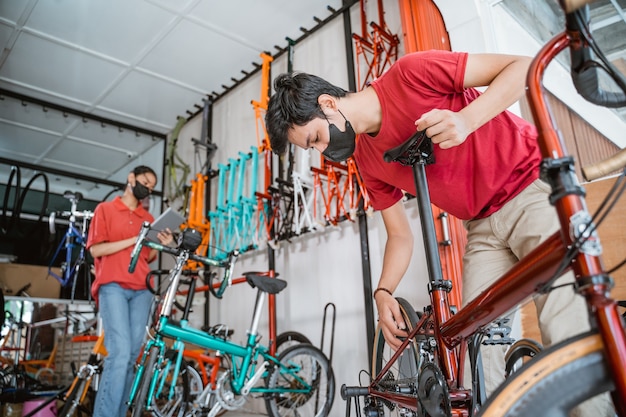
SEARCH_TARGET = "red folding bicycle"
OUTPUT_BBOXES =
[341,0,626,415]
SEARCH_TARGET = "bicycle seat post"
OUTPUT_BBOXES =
[383,132,445,286]
[249,288,266,341]
[243,273,288,346]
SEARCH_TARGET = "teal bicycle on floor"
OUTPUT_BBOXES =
[127,223,335,417]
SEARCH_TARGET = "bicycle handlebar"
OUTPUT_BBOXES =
[48,209,94,234]
[567,7,626,108]
[129,221,238,274]
[60,210,94,220]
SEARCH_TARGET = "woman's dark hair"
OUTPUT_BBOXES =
[133,165,157,180]
[265,72,348,155]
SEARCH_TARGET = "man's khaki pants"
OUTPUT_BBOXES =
[462,179,612,416]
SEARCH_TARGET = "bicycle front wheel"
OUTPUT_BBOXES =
[151,350,196,417]
[371,297,421,417]
[265,344,335,417]
[478,331,615,416]
[58,377,88,417]
[130,345,160,417]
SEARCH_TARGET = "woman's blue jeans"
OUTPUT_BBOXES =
[92,283,153,417]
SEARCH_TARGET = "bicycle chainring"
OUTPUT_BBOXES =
[215,370,246,410]
[417,362,452,417]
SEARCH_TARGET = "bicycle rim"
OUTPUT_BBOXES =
[265,344,335,417]
[478,331,615,416]
[371,297,421,417]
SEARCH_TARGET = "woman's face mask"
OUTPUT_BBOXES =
[322,110,356,162]
[132,180,151,200]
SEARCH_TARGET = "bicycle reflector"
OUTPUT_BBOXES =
[179,228,202,252]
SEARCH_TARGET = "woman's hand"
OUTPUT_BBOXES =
[156,228,174,246]
[375,291,408,351]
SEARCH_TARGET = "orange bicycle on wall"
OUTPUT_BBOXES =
[341,1,626,416]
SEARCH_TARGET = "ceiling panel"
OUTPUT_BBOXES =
[0,0,346,207]
[24,0,176,62]
[0,122,57,158]
[138,20,256,92]
[1,31,127,103]
[98,70,202,128]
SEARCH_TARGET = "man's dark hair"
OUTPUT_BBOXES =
[265,72,348,155]
[133,165,157,180]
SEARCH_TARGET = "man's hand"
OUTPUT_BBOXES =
[375,291,409,351]
[415,109,470,150]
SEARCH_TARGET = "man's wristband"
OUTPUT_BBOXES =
[373,287,393,299]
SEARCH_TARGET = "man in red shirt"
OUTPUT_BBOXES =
[87,165,173,417]
[265,50,610,415]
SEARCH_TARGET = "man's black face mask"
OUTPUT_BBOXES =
[322,110,356,162]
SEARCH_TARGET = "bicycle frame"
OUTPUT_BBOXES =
[128,223,317,414]
[48,223,87,287]
[353,6,626,416]
[47,193,93,300]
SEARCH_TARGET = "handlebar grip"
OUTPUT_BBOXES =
[582,148,626,181]
[571,59,626,108]
[567,8,626,108]
[340,384,369,399]
[129,221,151,273]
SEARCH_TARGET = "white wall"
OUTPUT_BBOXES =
[166,1,624,416]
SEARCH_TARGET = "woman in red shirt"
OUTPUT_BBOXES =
[87,165,173,417]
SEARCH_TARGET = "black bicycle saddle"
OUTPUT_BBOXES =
[383,130,434,166]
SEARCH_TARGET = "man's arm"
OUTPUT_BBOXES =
[375,199,414,351]
[416,53,532,149]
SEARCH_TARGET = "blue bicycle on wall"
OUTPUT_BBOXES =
[47,191,94,300]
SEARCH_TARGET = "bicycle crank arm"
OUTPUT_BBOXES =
[208,403,222,417]
[241,361,268,396]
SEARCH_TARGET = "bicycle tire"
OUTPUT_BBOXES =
[477,331,615,416]
[276,331,311,355]
[68,253,92,301]
[503,338,543,378]
[16,171,49,236]
[265,344,335,417]
[58,377,88,417]
[371,297,421,417]
[151,350,193,417]
[130,345,160,417]
[1,165,20,234]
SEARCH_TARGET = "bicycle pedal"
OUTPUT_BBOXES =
[483,318,514,345]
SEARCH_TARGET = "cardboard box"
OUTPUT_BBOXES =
[0,263,61,299]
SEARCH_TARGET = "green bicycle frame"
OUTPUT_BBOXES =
[127,225,314,412]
